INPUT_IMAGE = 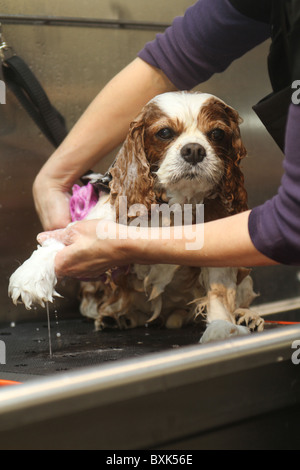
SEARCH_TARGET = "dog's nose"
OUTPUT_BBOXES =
[181,143,206,165]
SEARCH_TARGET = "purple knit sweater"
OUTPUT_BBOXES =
[139,0,300,265]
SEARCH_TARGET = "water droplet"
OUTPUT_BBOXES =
[46,302,53,359]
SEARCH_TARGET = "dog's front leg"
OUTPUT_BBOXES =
[200,267,250,344]
[8,238,65,310]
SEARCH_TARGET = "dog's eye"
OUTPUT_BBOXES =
[156,128,175,141]
[209,128,225,142]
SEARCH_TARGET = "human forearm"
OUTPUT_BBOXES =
[35,58,177,190]
[33,58,177,230]
[127,210,278,268]
[38,211,277,280]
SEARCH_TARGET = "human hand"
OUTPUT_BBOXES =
[37,220,131,280]
[33,175,72,231]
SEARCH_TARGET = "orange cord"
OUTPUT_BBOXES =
[264,320,300,325]
[0,380,22,387]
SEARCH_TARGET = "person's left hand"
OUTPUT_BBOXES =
[37,220,130,280]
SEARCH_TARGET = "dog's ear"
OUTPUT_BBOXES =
[110,113,157,222]
[219,105,248,214]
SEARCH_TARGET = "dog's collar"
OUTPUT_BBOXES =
[80,171,112,194]
[81,171,170,206]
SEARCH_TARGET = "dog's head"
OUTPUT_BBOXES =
[110,91,248,219]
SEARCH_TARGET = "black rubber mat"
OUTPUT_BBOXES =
[0,308,289,383]
[0,315,206,380]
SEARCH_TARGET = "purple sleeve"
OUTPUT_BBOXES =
[249,104,300,265]
[138,0,270,90]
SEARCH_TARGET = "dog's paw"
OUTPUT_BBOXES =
[200,320,250,344]
[234,308,265,332]
[165,310,190,329]
[95,310,149,331]
[8,240,64,310]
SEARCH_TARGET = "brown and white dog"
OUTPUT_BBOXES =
[9,92,264,343]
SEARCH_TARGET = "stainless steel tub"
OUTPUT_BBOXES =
[0,322,299,450]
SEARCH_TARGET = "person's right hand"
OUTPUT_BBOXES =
[33,175,72,231]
